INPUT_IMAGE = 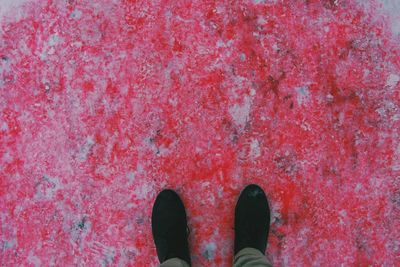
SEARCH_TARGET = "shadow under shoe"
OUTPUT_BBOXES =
[152,189,191,265]
[234,184,270,255]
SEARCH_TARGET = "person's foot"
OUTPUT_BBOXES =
[234,184,270,255]
[152,189,191,265]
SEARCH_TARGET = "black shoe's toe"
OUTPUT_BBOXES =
[234,184,270,255]
[152,189,191,265]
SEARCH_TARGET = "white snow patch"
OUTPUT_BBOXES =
[127,163,143,182]
[133,181,154,200]
[0,0,29,19]
[203,242,217,260]
[77,136,95,162]
[34,175,62,200]
[378,0,400,35]
[296,86,310,106]
[386,73,400,88]
[70,9,82,20]
[48,34,62,46]
[127,171,135,181]
[27,251,41,267]
[360,0,400,36]
[1,122,9,131]
[229,95,251,131]
[250,138,261,159]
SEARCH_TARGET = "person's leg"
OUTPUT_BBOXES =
[233,248,272,267]
[152,190,191,266]
[233,184,272,267]
[160,258,191,267]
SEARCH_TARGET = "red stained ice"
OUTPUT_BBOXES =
[1,0,400,266]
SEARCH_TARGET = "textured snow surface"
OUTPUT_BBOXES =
[1,0,400,266]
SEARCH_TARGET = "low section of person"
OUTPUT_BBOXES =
[151,184,272,267]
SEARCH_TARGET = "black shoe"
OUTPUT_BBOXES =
[152,189,191,265]
[234,184,270,255]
